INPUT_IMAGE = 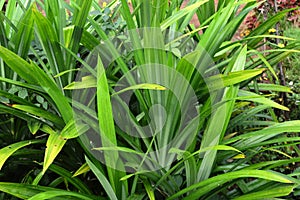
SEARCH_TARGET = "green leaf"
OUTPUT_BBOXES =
[143,179,155,200]
[97,55,117,155]
[119,170,150,181]
[161,0,209,30]
[233,185,294,200]
[11,4,35,58]
[155,145,244,190]
[65,0,92,72]
[0,103,39,123]
[198,45,248,181]
[33,7,65,80]
[48,164,92,195]
[247,8,294,47]
[96,55,127,197]
[0,182,65,200]
[64,75,96,90]
[85,156,118,200]
[225,120,300,145]
[41,120,89,177]
[196,0,237,54]
[0,182,97,200]
[93,146,144,156]
[27,120,42,135]
[72,0,92,28]
[169,170,293,200]
[0,140,43,170]
[60,119,89,139]
[54,68,80,78]
[0,46,73,123]
[247,83,292,93]
[0,0,5,10]
[207,69,265,91]
[28,190,94,200]
[238,90,289,111]
[169,145,242,156]
[183,151,197,187]
[215,42,242,57]
[0,77,43,92]
[251,50,278,81]
[12,104,65,127]
[0,46,38,84]
[0,90,33,105]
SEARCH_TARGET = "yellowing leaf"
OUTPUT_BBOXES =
[43,132,67,174]
[232,154,246,159]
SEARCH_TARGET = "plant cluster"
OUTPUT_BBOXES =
[0,0,300,199]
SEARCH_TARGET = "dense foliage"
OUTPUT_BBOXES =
[0,0,300,199]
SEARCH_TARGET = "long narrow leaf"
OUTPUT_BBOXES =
[232,185,294,200]
[85,157,118,200]
[0,140,43,170]
[169,170,293,200]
